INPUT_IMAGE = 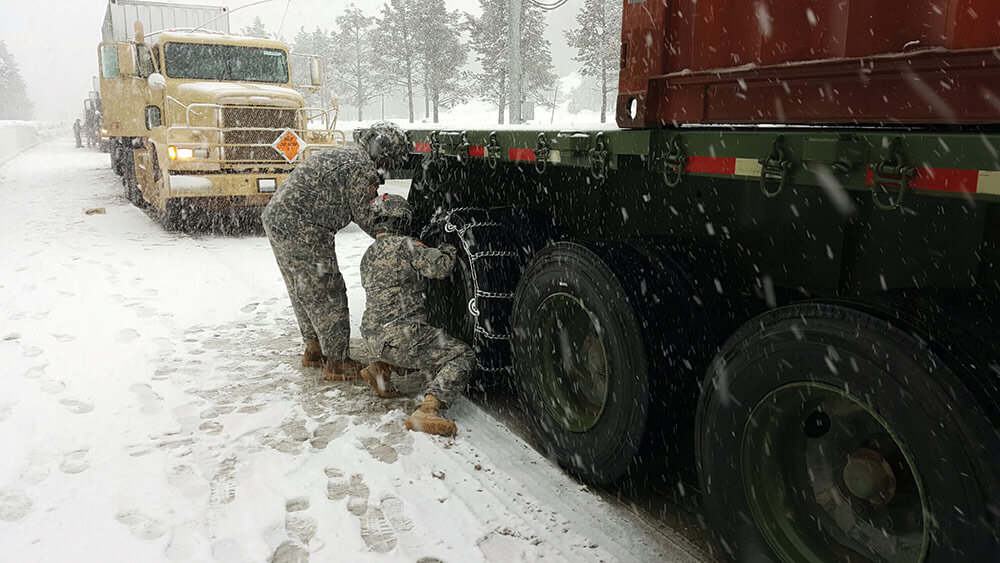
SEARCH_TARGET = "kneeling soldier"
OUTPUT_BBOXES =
[359,194,475,437]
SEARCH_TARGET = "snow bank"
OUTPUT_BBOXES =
[0,121,62,165]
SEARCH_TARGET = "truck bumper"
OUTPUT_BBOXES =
[167,172,289,206]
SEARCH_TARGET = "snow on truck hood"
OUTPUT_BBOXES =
[171,82,304,109]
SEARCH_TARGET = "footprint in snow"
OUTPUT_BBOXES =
[271,541,309,563]
[52,333,75,342]
[22,345,43,358]
[39,378,67,395]
[0,403,11,423]
[59,449,90,474]
[116,510,167,540]
[166,521,208,561]
[22,363,47,379]
[360,496,414,554]
[326,470,369,516]
[117,328,140,342]
[284,497,317,545]
[130,383,163,415]
[8,311,26,320]
[30,311,49,320]
[209,456,238,506]
[2,332,20,341]
[309,418,348,450]
[241,302,259,313]
[59,398,95,414]
[167,465,206,499]
[359,436,398,464]
[144,288,158,297]
[0,489,32,521]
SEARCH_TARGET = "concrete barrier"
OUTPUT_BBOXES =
[0,121,45,166]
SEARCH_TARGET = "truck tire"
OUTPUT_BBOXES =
[511,241,650,484]
[423,208,542,375]
[120,147,143,207]
[696,303,1000,562]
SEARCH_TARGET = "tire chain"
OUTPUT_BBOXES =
[426,207,520,371]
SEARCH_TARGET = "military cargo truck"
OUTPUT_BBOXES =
[372,0,1000,560]
[98,0,343,229]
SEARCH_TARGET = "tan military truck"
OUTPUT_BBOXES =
[98,0,343,229]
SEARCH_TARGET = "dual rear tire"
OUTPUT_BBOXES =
[697,303,1000,561]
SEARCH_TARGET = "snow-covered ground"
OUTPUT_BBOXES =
[0,138,707,562]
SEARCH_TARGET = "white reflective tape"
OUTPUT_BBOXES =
[978,170,1000,195]
[549,149,561,164]
[734,158,762,178]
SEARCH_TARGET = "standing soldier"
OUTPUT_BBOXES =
[73,119,83,148]
[359,194,475,437]
[261,121,410,381]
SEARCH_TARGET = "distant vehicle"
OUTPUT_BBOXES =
[376,0,1000,561]
[98,0,343,229]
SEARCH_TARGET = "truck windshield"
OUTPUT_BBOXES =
[163,43,289,84]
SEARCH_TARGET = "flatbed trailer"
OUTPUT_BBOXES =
[363,1,1000,560]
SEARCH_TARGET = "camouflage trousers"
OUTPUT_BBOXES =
[364,320,475,406]
[265,225,351,360]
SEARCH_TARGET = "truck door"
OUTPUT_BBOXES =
[98,41,157,138]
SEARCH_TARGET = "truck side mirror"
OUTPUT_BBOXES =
[310,57,322,87]
[148,73,166,91]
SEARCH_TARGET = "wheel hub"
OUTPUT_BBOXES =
[843,448,897,505]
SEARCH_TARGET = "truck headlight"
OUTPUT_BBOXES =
[168,146,194,160]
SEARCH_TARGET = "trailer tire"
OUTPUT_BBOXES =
[512,241,650,484]
[697,303,1000,562]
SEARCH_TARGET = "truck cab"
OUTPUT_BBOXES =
[98,2,342,229]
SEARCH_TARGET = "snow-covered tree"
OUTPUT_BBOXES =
[468,0,556,124]
[375,0,419,123]
[0,41,33,120]
[240,16,270,38]
[564,0,621,123]
[332,5,384,121]
[290,27,339,112]
[413,0,467,123]
[566,75,614,117]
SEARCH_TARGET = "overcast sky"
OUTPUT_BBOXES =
[0,0,584,121]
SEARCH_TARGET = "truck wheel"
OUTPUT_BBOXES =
[121,148,142,207]
[697,303,1000,561]
[110,141,124,176]
[512,241,649,484]
[423,208,537,374]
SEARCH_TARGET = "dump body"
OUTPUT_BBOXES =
[618,0,1000,126]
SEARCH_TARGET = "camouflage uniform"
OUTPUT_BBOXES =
[360,230,474,406]
[261,146,381,360]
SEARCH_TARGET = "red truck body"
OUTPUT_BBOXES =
[618,0,1000,126]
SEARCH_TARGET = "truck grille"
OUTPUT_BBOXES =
[222,107,296,164]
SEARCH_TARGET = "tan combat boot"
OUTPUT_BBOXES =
[360,361,402,398]
[405,394,457,437]
[323,357,364,381]
[301,340,326,368]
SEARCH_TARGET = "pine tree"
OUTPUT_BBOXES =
[468,0,556,124]
[291,26,338,113]
[240,16,270,38]
[332,5,384,121]
[413,0,467,123]
[0,41,33,120]
[374,0,419,123]
[564,0,621,123]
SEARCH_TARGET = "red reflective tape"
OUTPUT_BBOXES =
[687,156,736,175]
[469,145,485,157]
[509,148,536,162]
[911,167,979,193]
[866,166,979,193]
[414,142,432,153]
